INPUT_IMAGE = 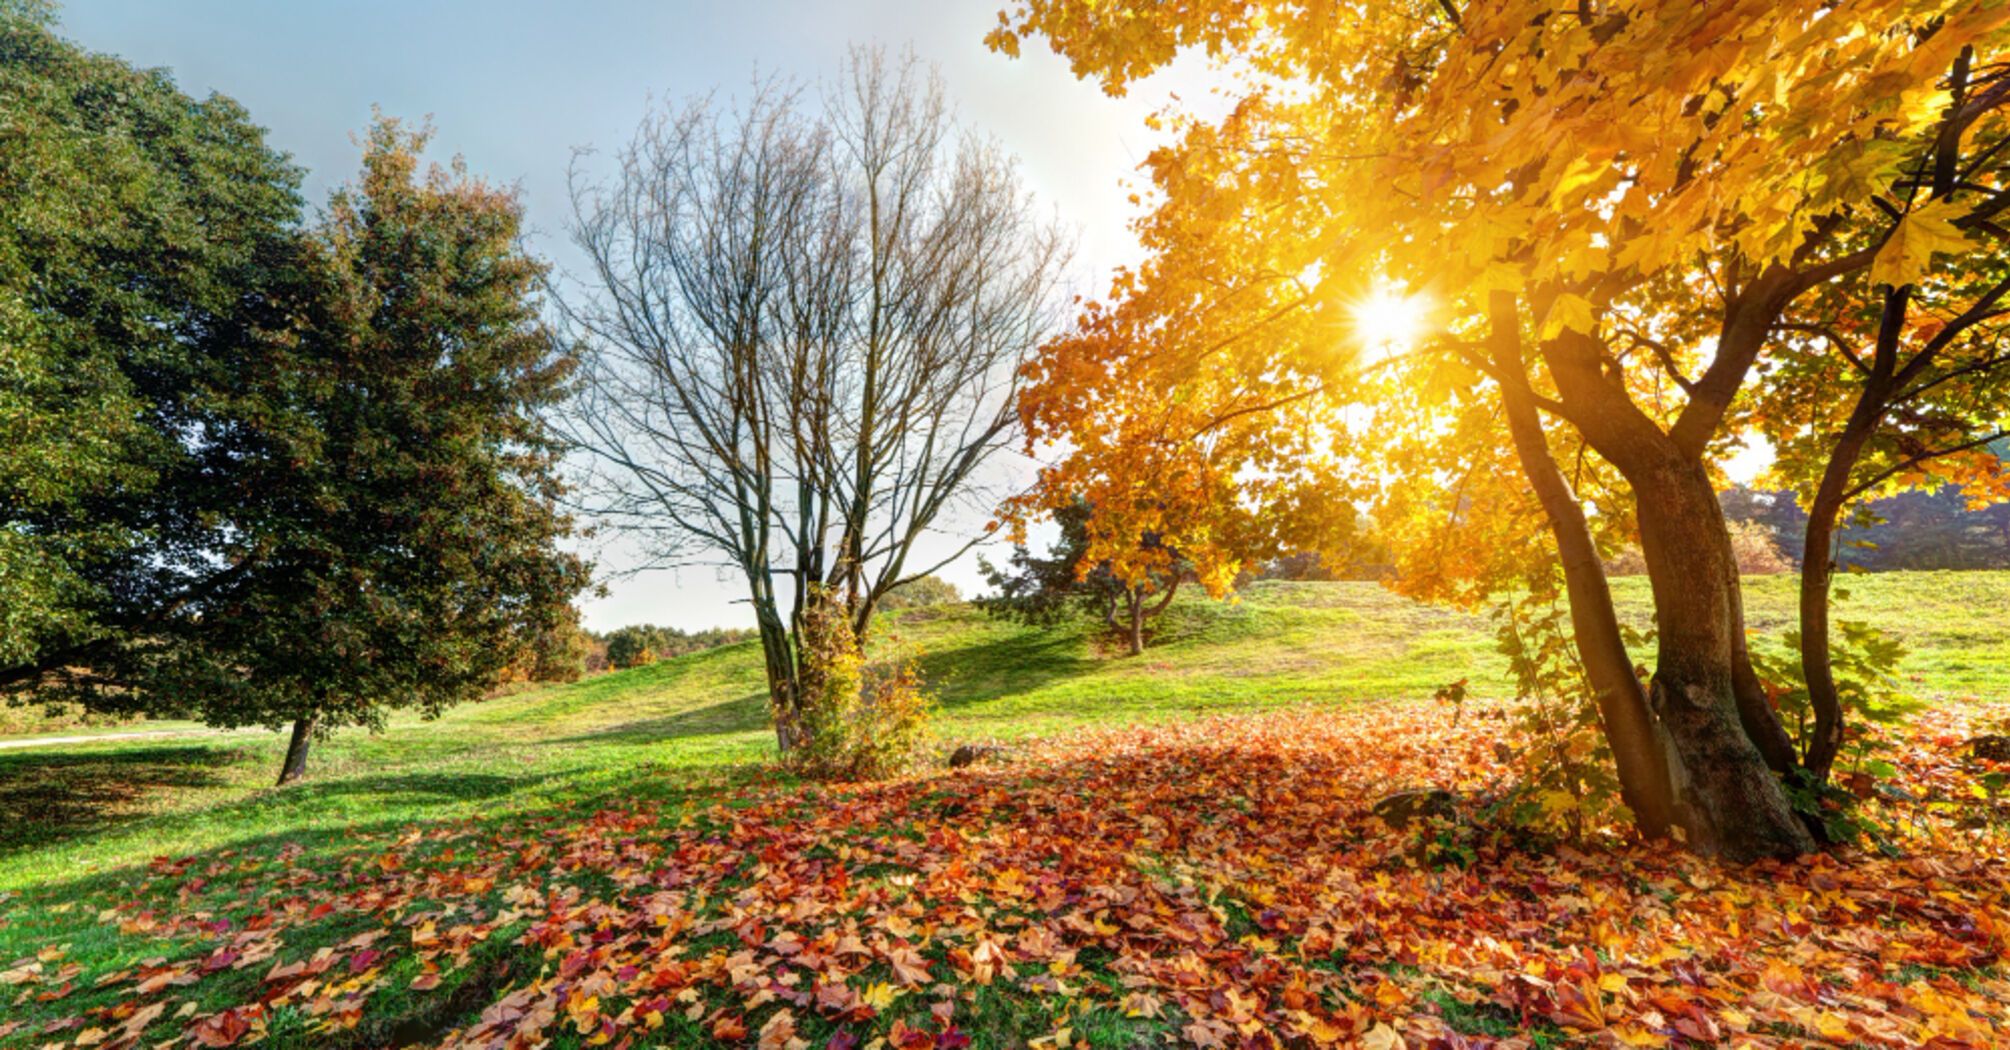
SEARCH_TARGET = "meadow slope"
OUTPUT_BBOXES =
[1,575,2006,1048]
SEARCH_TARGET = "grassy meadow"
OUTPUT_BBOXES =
[2,573,2006,1049]
[5,572,2007,888]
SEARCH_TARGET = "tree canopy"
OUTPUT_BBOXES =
[991,0,2010,859]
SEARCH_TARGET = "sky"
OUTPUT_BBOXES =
[55,1,1220,632]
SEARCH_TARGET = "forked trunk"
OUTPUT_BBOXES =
[1632,459,1815,861]
[277,716,315,785]
[1488,294,1676,836]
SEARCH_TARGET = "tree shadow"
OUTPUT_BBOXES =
[0,745,248,855]
[913,626,1100,710]
[553,692,771,744]
[293,771,539,803]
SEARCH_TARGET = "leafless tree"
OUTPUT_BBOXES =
[561,49,1065,747]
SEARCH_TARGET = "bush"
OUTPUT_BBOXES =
[878,575,962,610]
[604,628,656,669]
[1728,519,1791,575]
[1604,519,1791,577]
[790,592,933,781]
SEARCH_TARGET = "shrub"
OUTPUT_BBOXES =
[878,575,962,610]
[790,591,933,781]
[1604,519,1791,577]
[604,628,656,669]
[1728,519,1791,575]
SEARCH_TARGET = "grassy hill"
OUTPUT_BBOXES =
[1,573,2006,1049]
[4,572,2007,890]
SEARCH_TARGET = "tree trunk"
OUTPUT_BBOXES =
[758,615,802,753]
[1632,458,1815,861]
[277,716,315,786]
[1126,589,1145,656]
[1799,414,1881,782]
[1489,293,1676,838]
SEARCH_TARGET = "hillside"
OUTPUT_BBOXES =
[6,573,2009,886]
[2,575,2007,1049]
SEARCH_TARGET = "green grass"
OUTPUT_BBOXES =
[5,573,2009,891]
[1,572,2007,1048]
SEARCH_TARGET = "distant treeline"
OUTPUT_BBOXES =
[588,625,758,672]
[1724,484,2010,571]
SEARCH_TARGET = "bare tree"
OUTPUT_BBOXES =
[562,49,1064,748]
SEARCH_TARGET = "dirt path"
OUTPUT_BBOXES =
[0,727,264,751]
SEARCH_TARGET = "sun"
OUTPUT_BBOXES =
[1347,282,1432,355]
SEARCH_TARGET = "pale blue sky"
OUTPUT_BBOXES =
[56,1,1216,631]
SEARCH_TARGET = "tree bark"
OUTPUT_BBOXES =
[1631,456,1816,861]
[277,716,315,786]
[1126,589,1146,656]
[1798,382,1896,783]
[1488,294,1676,837]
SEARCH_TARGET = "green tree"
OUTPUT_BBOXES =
[979,499,1192,655]
[150,121,590,783]
[0,2,302,689]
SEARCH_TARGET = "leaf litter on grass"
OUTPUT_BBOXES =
[3,705,2008,1049]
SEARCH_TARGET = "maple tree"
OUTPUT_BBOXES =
[988,0,2010,860]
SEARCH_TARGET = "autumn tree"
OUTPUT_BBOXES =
[992,0,2010,859]
[564,49,1063,750]
[978,498,1189,655]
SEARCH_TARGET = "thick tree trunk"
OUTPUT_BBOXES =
[1632,458,1815,861]
[1495,422,1676,834]
[277,716,315,786]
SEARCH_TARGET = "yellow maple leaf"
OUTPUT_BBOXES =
[1871,198,1976,288]
[1539,293,1596,340]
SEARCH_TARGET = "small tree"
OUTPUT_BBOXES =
[979,499,1192,655]
[604,627,657,670]
[877,575,963,610]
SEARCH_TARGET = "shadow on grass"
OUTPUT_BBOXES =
[556,692,771,744]
[296,771,538,803]
[915,624,1101,710]
[0,745,250,854]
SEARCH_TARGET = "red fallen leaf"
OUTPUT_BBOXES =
[711,1012,748,1042]
[935,1026,972,1049]
[886,1020,935,1050]
[823,1032,859,1050]
[188,1008,252,1048]
[349,948,383,973]
[200,948,240,973]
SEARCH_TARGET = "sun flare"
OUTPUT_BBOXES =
[1348,283,1431,355]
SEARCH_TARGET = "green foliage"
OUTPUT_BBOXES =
[876,575,963,610]
[1489,582,1625,839]
[789,592,933,781]
[1751,617,1921,844]
[0,4,301,685]
[87,120,590,745]
[599,624,756,669]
